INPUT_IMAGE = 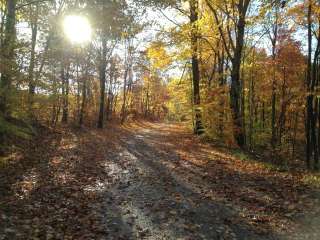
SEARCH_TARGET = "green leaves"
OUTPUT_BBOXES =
[0,115,34,140]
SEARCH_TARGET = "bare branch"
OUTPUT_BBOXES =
[16,0,51,10]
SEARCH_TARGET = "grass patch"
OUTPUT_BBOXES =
[233,150,250,161]
[302,174,320,188]
[0,116,36,168]
[0,115,36,157]
[232,149,289,172]
[0,155,11,167]
[262,162,289,172]
[0,115,35,140]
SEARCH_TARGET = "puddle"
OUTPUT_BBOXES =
[135,135,145,139]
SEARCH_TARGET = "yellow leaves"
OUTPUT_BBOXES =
[121,31,129,39]
[146,41,172,70]
[166,77,192,121]
[287,3,307,25]
[258,5,269,19]
[0,0,5,10]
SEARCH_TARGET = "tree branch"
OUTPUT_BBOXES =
[16,0,51,10]
[205,0,233,60]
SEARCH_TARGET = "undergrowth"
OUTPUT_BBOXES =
[0,115,35,156]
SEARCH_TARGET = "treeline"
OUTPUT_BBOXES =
[0,0,320,169]
[143,0,319,168]
[0,0,168,133]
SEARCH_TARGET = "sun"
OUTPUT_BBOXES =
[63,15,92,44]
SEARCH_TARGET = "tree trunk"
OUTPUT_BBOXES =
[121,68,128,124]
[61,63,69,123]
[106,59,114,121]
[79,72,87,126]
[230,4,248,147]
[218,48,225,137]
[249,52,255,149]
[306,0,313,169]
[271,3,279,149]
[240,58,246,145]
[28,3,39,117]
[0,0,16,116]
[190,0,203,135]
[278,67,287,145]
[98,37,107,129]
[313,99,319,170]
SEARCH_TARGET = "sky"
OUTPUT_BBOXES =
[15,0,310,79]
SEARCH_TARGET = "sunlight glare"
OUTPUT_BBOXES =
[63,15,92,44]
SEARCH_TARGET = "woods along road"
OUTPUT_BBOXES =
[1,122,320,239]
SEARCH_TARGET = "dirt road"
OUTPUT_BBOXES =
[1,122,319,239]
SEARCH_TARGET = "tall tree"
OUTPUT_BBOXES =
[0,0,16,116]
[190,0,203,134]
[28,2,40,117]
[97,35,107,128]
[206,0,251,147]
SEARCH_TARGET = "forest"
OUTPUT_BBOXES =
[1,0,320,239]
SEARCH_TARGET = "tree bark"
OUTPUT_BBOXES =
[248,51,255,149]
[190,0,203,135]
[121,68,128,124]
[61,63,69,123]
[79,71,87,126]
[28,3,39,117]
[230,1,249,147]
[271,2,279,149]
[0,0,16,116]
[306,0,313,169]
[98,37,107,129]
